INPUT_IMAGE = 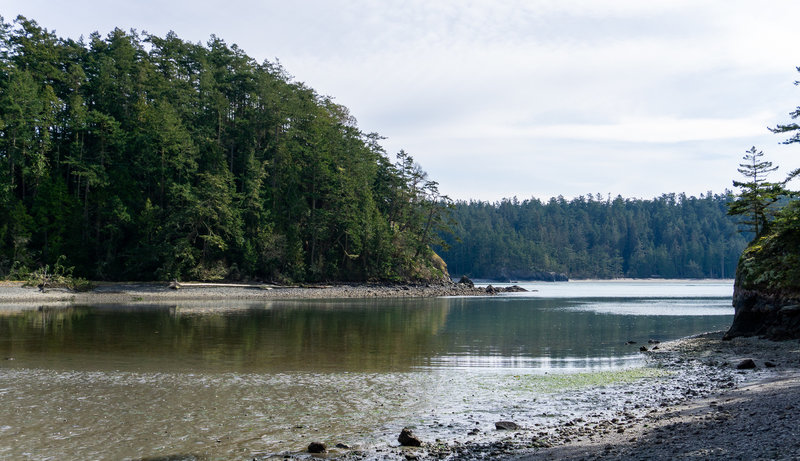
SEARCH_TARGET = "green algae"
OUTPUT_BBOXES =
[502,366,672,394]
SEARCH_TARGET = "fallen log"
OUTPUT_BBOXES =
[168,281,274,290]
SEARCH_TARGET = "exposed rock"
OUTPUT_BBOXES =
[398,428,422,447]
[725,213,800,340]
[458,276,474,288]
[495,421,520,430]
[639,346,648,352]
[485,285,497,294]
[502,285,528,292]
[725,285,800,340]
[335,443,350,449]
[736,358,757,370]
[308,442,327,453]
[765,361,777,368]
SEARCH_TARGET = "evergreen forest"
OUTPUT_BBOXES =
[439,193,750,280]
[0,17,451,282]
[0,16,757,283]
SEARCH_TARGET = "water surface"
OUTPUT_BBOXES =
[0,280,733,459]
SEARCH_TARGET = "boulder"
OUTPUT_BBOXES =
[736,358,757,370]
[485,285,497,294]
[458,276,475,288]
[495,421,520,430]
[398,428,422,447]
[502,285,528,292]
[308,442,327,453]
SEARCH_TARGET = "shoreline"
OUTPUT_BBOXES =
[335,332,800,460]
[3,282,796,459]
[512,332,800,460]
[0,280,491,306]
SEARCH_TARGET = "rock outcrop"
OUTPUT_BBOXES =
[725,208,800,340]
[458,275,474,287]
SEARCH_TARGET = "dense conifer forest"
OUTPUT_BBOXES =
[0,16,756,283]
[0,16,451,282]
[439,193,750,280]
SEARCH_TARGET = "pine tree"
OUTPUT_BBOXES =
[727,146,785,238]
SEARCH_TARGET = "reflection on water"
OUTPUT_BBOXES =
[0,281,734,459]
[0,299,452,372]
[0,295,732,373]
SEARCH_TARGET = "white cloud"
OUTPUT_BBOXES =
[5,0,800,200]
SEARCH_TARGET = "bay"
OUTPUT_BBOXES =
[0,280,733,459]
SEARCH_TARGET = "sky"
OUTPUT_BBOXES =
[4,1,800,202]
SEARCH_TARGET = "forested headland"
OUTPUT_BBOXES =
[0,16,758,284]
[439,193,749,280]
[0,16,451,283]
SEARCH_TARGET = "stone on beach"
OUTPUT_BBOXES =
[736,358,757,369]
[308,441,327,453]
[495,421,520,430]
[398,427,422,446]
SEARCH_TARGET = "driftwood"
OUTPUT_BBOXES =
[168,281,275,290]
[168,281,337,290]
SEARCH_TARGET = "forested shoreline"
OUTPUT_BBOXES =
[439,193,750,280]
[0,16,451,282]
[0,16,757,283]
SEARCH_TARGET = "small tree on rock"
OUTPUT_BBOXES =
[728,146,785,238]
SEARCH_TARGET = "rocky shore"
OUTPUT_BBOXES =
[328,332,800,461]
[0,280,504,305]
[516,333,800,461]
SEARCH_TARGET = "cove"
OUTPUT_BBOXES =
[0,280,733,459]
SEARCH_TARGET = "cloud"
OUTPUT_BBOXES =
[5,0,800,201]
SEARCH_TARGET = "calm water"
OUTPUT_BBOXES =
[0,280,733,459]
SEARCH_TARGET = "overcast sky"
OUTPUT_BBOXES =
[5,1,800,201]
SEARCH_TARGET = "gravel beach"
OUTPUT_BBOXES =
[0,280,490,305]
[339,333,800,461]
[514,333,800,461]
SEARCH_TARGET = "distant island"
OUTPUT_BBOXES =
[439,193,747,280]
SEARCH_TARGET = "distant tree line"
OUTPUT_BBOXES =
[0,16,451,282]
[438,193,750,280]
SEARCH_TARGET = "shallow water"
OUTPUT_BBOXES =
[0,280,733,459]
